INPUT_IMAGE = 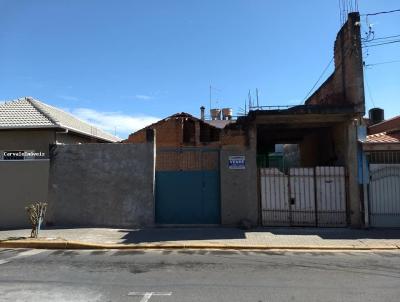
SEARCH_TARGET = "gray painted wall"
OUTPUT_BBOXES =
[48,143,155,227]
[220,146,258,226]
[0,160,49,229]
[0,129,55,156]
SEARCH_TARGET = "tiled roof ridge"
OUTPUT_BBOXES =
[25,97,60,126]
[0,97,56,128]
[30,97,120,141]
[0,97,120,142]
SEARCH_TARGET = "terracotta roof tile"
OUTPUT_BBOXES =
[366,132,400,143]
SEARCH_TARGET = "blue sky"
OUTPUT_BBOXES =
[0,0,399,138]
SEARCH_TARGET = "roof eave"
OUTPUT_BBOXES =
[363,142,400,151]
[58,123,120,142]
[0,125,60,130]
[0,125,119,142]
[128,112,220,137]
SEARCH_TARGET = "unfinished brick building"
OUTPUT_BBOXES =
[216,12,366,227]
[124,112,220,148]
[122,12,366,228]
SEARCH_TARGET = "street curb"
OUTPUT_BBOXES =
[1,240,400,251]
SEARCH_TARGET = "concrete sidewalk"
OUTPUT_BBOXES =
[1,227,400,250]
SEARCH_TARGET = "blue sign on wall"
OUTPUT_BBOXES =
[228,156,246,169]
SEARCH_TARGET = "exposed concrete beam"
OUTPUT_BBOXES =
[363,143,400,152]
[257,123,339,130]
[254,114,353,125]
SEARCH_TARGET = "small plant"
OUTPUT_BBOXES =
[25,202,48,238]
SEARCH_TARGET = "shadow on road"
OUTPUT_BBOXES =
[119,227,247,243]
[260,227,400,240]
[118,227,400,244]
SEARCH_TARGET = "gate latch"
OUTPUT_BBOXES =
[290,197,295,205]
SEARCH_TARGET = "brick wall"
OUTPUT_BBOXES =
[369,116,400,135]
[125,116,226,148]
[305,12,365,115]
[125,118,182,147]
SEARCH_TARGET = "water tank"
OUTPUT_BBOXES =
[210,108,221,120]
[222,108,233,120]
[369,108,384,125]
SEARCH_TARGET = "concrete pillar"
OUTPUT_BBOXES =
[194,121,201,146]
[346,120,362,227]
[361,148,370,228]
[220,125,258,226]
[147,129,156,225]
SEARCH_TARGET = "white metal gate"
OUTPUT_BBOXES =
[369,164,400,227]
[289,168,316,226]
[260,167,347,227]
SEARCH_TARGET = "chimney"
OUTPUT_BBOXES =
[200,106,205,121]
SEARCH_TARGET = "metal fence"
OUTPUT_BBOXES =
[367,151,400,164]
[260,166,347,227]
[257,154,285,171]
[315,166,347,227]
[366,151,400,227]
[368,164,400,227]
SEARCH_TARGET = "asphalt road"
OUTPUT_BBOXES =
[0,248,399,302]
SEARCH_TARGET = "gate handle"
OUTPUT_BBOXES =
[290,198,295,205]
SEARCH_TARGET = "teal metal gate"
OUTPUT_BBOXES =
[155,148,221,224]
